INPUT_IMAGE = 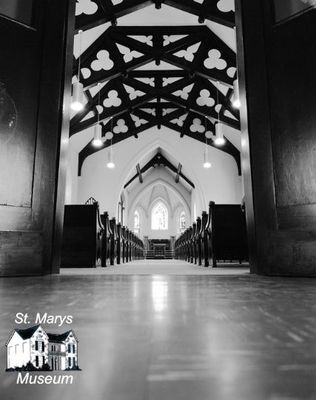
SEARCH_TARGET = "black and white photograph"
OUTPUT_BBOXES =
[0,0,316,399]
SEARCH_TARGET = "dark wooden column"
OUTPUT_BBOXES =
[236,0,316,275]
[0,0,76,276]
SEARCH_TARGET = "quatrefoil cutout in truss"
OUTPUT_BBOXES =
[124,85,145,101]
[173,84,194,100]
[131,114,147,127]
[140,108,156,116]
[81,67,91,79]
[196,89,215,107]
[174,43,201,62]
[205,130,213,139]
[103,90,122,107]
[171,114,188,127]
[113,119,128,134]
[215,104,223,113]
[116,44,143,63]
[163,35,187,46]
[204,49,227,70]
[128,35,153,46]
[91,50,114,71]
[162,77,181,87]
[76,0,98,16]
[96,105,103,114]
[217,0,235,12]
[104,131,114,141]
[162,109,177,116]
[135,77,155,87]
[190,118,205,133]
[227,66,237,78]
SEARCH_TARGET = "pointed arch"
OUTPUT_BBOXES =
[133,209,140,234]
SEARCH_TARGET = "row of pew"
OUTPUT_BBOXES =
[175,201,248,267]
[61,203,144,268]
[100,211,144,267]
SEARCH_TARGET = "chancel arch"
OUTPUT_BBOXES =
[128,177,191,223]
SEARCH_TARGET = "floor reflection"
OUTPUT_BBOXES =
[151,277,169,313]
[0,274,315,399]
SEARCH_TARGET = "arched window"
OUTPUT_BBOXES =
[134,210,140,234]
[151,202,168,230]
[179,211,186,233]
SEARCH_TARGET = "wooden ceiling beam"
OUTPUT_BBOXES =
[75,1,235,32]
[175,163,182,183]
[136,163,143,183]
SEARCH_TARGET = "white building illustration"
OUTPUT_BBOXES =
[6,325,79,371]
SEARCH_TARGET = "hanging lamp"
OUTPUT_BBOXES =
[71,30,84,111]
[92,83,103,147]
[232,79,241,109]
[203,146,211,169]
[106,119,115,169]
[214,81,226,146]
[203,117,211,168]
[106,144,115,169]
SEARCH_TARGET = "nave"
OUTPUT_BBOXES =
[1,270,315,400]
[1,1,316,400]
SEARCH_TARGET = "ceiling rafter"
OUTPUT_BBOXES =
[72,26,235,89]
[75,0,235,32]
[77,106,241,176]
[123,151,195,189]
[71,71,240,134]
[72,3,240,176]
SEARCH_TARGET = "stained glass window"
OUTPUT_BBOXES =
[151,202,168,230]
[179,211,186,233]
[134,210,140,234]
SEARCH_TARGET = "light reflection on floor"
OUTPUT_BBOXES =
[0,272,315,399]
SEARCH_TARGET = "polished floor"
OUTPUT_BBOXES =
[61,259,250,275]
[1,261,316,400]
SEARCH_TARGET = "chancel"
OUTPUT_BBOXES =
[1,0,316,399]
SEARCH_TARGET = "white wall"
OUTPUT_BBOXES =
[66,125,242,221]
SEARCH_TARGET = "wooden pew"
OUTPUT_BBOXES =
[175,201,248,268]
[209,202,248,267]
[61,203,103,268]
[201,211,211,267]
[195,216,202,266]
[61,202,144,268]
[100,212,110,267]
[116,223,122,265]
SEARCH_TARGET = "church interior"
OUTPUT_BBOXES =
[1,0,316,399]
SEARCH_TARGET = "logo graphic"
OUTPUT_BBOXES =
[6,325,80,372]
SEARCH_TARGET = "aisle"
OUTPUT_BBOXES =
[0,272,315,400]
[60,259,249,276]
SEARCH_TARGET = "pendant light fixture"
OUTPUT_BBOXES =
[214,81,226,146]
[232,79,241,109]
[71,30,84,112]
[106,119,115,169]
[203,146,211,169]
[215,122,225,146]
[92,83,103,147]
[203,117,211,168]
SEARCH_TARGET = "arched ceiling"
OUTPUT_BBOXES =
[72,0,240,176]
[124,149,195,189]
